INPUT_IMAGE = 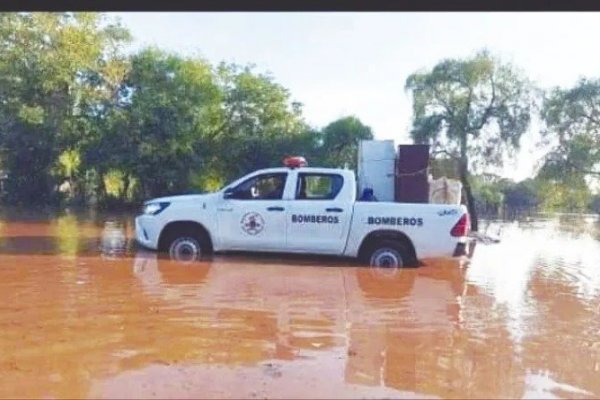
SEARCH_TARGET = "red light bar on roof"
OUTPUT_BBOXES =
[283,156,307,168]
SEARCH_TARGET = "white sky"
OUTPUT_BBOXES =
[109,12,600,181]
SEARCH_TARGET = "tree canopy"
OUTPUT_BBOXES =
[0,13,373,207]
[405,50,534,229]
[0,13,597,219]
[0,12,130,204]
[318,116,374,169]
[541,78,600,180]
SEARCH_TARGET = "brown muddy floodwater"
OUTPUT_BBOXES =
[0,209,599,399]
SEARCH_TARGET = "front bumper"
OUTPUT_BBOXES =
[135,215,160,250]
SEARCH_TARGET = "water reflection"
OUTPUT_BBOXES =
[0,212,598,399]
[100,220,128,259]
[52,214,81,259]
[556,214,600,241]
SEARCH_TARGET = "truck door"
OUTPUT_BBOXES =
[286,172,352,255]
[217,172,289,251]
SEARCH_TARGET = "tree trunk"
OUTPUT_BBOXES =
[458,137,478,232]
[97,169,107,204]
[122,174,130,202]
[459,160,479,232]
[68,175,75,202]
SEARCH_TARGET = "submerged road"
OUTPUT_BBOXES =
[0,213,599,398]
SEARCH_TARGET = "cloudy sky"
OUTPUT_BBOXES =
[109,12,600,181]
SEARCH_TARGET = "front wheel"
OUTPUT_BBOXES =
[168,236,205,263]
[365,240,417,268]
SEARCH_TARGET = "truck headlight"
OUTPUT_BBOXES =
[143,202,170,216]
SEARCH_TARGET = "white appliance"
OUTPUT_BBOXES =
[357,140,396,202]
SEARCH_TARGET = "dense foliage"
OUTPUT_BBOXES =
[0,13,597,219]
[0,13,372,207]
[405,50,534,230]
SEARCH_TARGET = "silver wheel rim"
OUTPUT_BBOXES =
[169,237,201,263]
[370,248,403,269]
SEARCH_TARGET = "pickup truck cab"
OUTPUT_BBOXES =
[135,166,470,267]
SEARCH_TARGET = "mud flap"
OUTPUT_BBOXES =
[453,242,467,257]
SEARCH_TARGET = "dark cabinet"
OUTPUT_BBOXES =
[395,144,430,203]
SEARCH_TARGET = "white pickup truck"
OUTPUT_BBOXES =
[135,166,470,267]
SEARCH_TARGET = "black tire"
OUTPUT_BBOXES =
[362,239,417,268]
[163,229,209,263]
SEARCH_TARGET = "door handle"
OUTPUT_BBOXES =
[326,207,344,213]
[217,207,233,212]
[267,206,285,212]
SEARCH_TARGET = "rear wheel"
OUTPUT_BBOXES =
[364,239,417,268]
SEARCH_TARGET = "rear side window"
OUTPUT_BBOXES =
[296,173,344,200]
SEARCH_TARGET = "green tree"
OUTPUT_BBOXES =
[405,50,533,231]
[535,80,600,213]
[98,48,221,199]
[0,12,130,204]
[502,178,540,216]
[318,116,374,170]
[535,174,592,213]
[55,148,81,199]
[540,78,600,192]
[209,63,311,182]
[470,174,506,216]
[0,13,380,207]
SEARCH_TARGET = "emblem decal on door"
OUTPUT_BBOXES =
[241,212,265,235]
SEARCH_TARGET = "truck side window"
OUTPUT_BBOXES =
[296,173,343,200]
[231,173,287,200]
